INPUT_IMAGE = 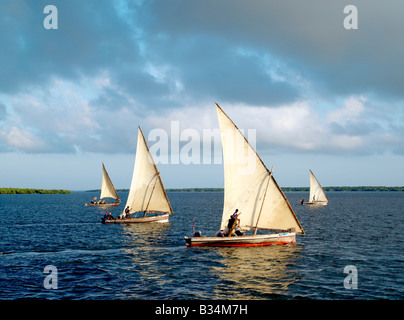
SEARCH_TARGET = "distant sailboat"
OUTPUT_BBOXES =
[102,126,173,224]
[85,163,120,206]
[184,103,304,246]
[302,170,329,206]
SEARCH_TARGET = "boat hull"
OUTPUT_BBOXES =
[303,201,328,206]
[102,213,169,224]
[85,202,120,207]
[184,232,296,247]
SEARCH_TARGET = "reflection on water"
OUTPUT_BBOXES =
[212,245,302,299]
[107,223,175,299]
[121,223,171,247]
[2,191,400,299]
[112,222,303,299]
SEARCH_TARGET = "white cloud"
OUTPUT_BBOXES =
[156,98,372,155]
[329,134,363,150]
[0,126,49,152]
[141,100,368,156]
[0,0,403,159]
[226,102,323,151]
[326,96,366,124]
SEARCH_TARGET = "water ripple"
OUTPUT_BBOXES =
[0,191,403,299]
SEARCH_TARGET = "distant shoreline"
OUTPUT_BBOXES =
[167,186,404,192]
[0,188,71,194]
[89,186,404,192]
[2,186,403,194]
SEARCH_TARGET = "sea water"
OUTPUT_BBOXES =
[0,191,403,300]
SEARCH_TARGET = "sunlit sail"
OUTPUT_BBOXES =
[85,163,120,207]
[185,103,304,246]
[102,126,173,224]
[302,170,329,206]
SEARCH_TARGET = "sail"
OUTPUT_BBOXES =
[216,103,304,235]
[124,126,173,215]
[309,170,328,203]
[100,163,120,201]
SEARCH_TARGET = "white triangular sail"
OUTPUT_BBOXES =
[309,169,328,203]
[216,103,304,235]
[100,163,120,202]
[124,127,173,215]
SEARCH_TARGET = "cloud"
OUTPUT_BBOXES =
[3,0,404,101]
[0,102,7,121]
[146,0,404,99]
[326,96,366,124]
[140,35,301,106]
[216,102,357,153]
[0,126,49,152]
[0,0,403,159]
[208,97,402,156]
[0,0,139,94]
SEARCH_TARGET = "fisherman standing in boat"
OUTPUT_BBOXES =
[226,209,241,236]
[119,206,130,219]
[125,206,131,219]
[232,209,240,224]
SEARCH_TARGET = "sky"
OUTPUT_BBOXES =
[1,0,404,190]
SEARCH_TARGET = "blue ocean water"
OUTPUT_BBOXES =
[0,191,403,300]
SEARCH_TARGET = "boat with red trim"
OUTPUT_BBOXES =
[185,232,296,247]
[184,104,305,247]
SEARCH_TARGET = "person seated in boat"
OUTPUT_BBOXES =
[194,231,201,237]
[104,211,113,221]
[299,199,304,205]
[234,226,244,236]
[216,230,225,237]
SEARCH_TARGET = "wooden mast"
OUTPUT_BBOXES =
[253,167,273,235]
